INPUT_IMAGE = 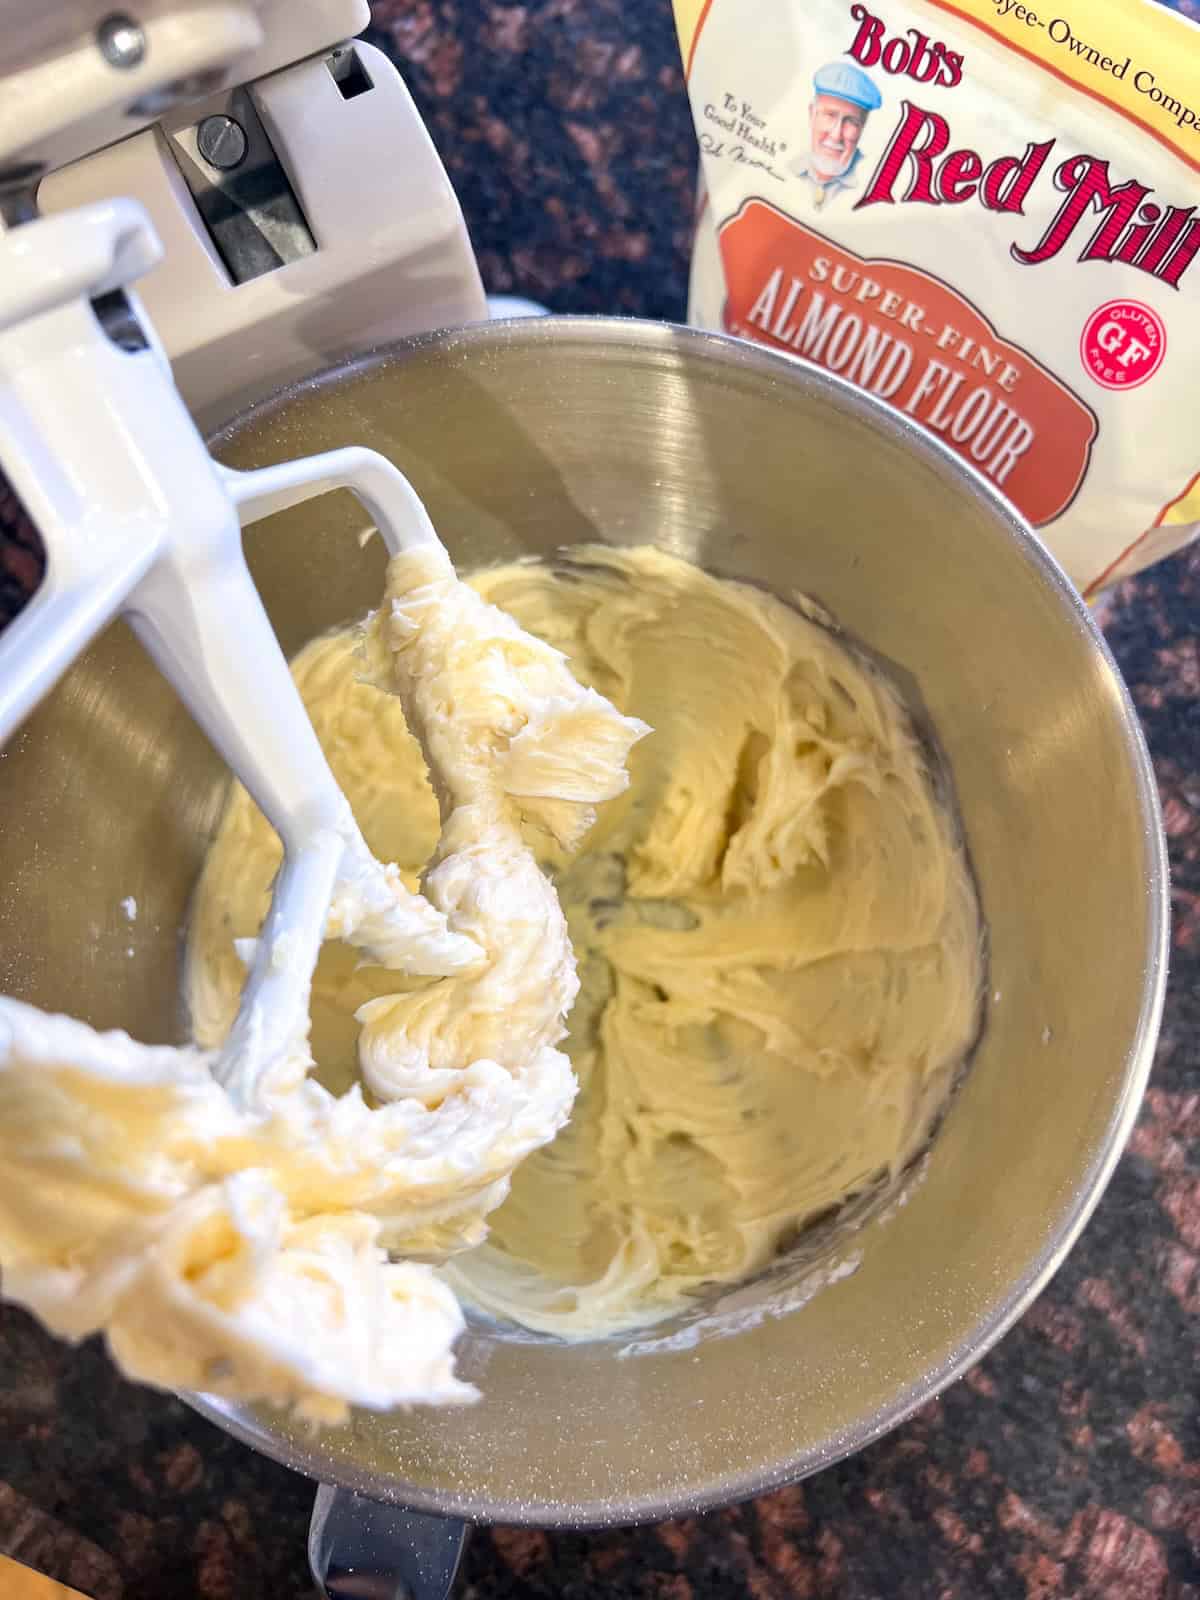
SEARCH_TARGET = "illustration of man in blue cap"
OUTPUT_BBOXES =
[790,60,883,208]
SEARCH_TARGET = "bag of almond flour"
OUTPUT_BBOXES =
[672,0,1200,595]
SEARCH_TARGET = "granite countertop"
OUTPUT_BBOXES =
[1,3,1198,1596]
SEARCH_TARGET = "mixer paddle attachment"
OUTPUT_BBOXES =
[0,198,481,1107]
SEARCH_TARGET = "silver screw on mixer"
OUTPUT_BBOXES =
[96,13,147,70]
[196,115,248,172]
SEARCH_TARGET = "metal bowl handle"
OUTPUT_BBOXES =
[308,1483,469,1600]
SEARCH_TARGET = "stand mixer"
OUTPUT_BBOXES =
[3,1,489,421]
[0,2,516,1096]
[0,11,1169,1600]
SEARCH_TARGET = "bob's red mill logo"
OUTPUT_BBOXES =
[844,4,1200,289]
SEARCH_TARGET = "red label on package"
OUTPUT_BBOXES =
[717,198,1099,528]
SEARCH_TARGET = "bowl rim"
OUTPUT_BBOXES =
[195,313,1169,1528]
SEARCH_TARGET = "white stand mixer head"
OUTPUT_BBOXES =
[1,2,487,423]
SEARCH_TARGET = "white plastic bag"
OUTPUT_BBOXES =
[674,0,1200,594]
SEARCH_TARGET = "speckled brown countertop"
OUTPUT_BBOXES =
[1,3,1198,1596]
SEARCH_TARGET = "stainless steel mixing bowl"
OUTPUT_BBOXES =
[0,320,1166,1582]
